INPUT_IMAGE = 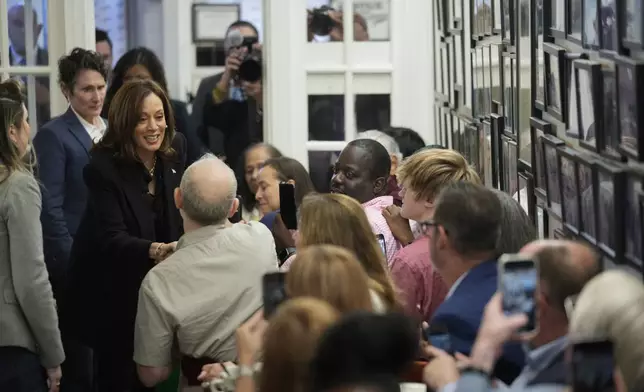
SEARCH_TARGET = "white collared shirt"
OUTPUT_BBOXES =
[10,45,25,65]
[71,106,106,143]
[445,271,469,299]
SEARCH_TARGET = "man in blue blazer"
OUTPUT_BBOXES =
[427,182,525,385]
[33,47,109,392]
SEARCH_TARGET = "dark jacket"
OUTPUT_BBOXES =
[63,133,186,353]
[171,99,207,164]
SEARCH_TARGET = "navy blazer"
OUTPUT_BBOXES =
[431,260,526,385]
[33,108,100,297]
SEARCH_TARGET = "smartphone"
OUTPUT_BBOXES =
[279,183,298,230]
[376,234,386,255]
[570,339,615,392]
[262,272,288,318]
[498,254,539,334]
[424,323,453,354]
[564,294,578,319]
[229,196,242,223]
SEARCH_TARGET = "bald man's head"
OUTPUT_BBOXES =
[521,239,601,313]
[8,4,42,55]
[178,154,238,226]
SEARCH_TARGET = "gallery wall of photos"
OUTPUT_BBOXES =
[433,0,644,278]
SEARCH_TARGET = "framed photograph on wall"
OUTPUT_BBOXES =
[501,0,515,44]
[530,117,555,200]
[493,0,502,33]
[491,44,503,105]
[442,109,453,149]
[467,122,481,166]
[533,0,546,111]
[599,0,618,54]
[482,46,492,116]
[447,36,457,106]
[435,0,446,34]
[567,0,583,45]
[593,160,627,262]
[502,52,516,136]
[453,32,465,101]
[472,0,483,37]
[536,201,549,238]
[471,49,481,118]
[481,120,495,188]
[544,43,566,122]
[578,154,597,244]
[625,170,644,269]
[441,40,451,104]
[582,0,599,49]
[563,52,589,131]
[550,0,566,38]
[557,146,582,235]
[451,114,461,151]
[623,0,644,50]
[615,56,644,161]
[492,113,505,182]
[541,134,566,220]
[575,60,603,152]
[501,135,518,195]
[601,68,621,159]
[517,171,537,223]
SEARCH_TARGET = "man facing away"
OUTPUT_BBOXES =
[134,154,279,391]
[330,139,401,265]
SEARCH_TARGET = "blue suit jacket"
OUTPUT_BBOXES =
[431,260,526,385]
[33,108,100,297]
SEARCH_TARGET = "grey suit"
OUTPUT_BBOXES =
[191,73,225,157]
[0,169,64,369]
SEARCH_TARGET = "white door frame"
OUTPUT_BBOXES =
[263,0,435,168]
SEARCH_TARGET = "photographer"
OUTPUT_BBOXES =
[307,7,369,42]
[201,24,264,170]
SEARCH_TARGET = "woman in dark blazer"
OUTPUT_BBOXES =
[102,46,205,164]
[65,79,186,392]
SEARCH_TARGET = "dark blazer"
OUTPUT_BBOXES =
[191,73,226,158]
[63,133,187,351]
[171,99,206,165]
[431,260,526,385]
[33,108,101,298]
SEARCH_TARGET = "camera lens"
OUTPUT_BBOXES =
[238,57,262,82]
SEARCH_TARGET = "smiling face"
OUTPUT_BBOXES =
[133,93,166,157]
[330,145,379,204]
[255,165,281,213]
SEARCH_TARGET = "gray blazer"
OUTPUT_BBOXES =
[0,169,64,368]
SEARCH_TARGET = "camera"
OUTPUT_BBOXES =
[310,6,337,37]
[236,36,262,83]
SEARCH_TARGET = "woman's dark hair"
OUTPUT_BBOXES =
[0,79,29,176]
[236,143,282,212]
[310,312,418,392]
[58,47,109,94]
[382,126,426,158]
[102,47,168,118]
[262,157,317,206]
[95,79,176,161]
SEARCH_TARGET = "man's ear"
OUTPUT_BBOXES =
[373,176,387,195]
[390,155,398,176]
[174,187,182,210]
[228,196,240,218]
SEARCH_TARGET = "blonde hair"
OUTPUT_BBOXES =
[287,245,374,314]
[260,297,340,392]
[0,79,34,181]
[396,149,481,202]
[298,193,399,310]
[570,270,644,389]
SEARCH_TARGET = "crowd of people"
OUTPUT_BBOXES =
[1,11,644,392]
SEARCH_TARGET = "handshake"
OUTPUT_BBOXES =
[149,241,178,263]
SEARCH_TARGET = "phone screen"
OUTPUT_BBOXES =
[229,196,243,223]
[571,340,615,392]
[279,183,298,230]
[376,234,386,255]
[500,258,537,332]
[424,324,453,354]
[262,272,287,318]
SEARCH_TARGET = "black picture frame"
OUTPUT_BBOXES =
[600,67,622,160]
[442,108,453,149]
[482,45,492,117]
[557,146,582,235]
[502,52,517,137]
[622,0,644,50]
[614,56,644,161]
[446,36,457,107]
[544,43,566,122]
[574,60,603,153]
[625,169,644,270]
[592,160,627,262]
[471,49,480,118]
[530,117,555,200]
[541,134,566,220]
[567,0,583,45]
[550,0,566,38]
[598,0,619,56]
[578,154,598,244]
[501,135,519,195]
[563,52,590,132]
[491,44,503,105]
[493,0,502,33]
[481,119,496,188]
[518,171,537,223]
[440,40,451,104]
[582,0,600,49]
[435,0,446,35]
[452,31,465,108]
[492,113,505,185]
[532,0,547,112]
[501,0,515,45]
[191,3,240,44]
[536,200,549,238]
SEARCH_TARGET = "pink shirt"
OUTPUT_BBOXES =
[390,236,448,321]
[362,195,402,266]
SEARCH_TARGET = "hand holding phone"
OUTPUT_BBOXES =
[376,234,386,255]
[262,272,287,318]
[498,253,539,334]
[570,339,615,392]
[279,183,298,230]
